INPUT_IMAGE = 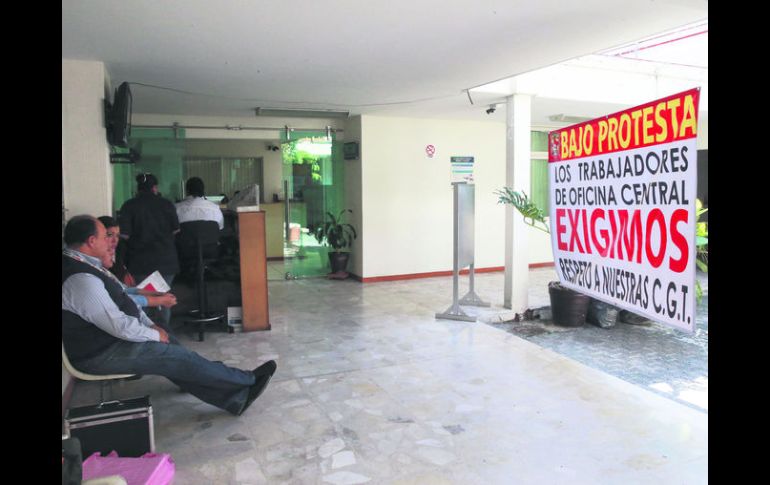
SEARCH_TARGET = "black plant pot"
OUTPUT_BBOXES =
[328,251,350,273]
[548,281,590,327]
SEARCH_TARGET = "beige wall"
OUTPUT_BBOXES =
[62,59,112,219]
[358,115,553,279]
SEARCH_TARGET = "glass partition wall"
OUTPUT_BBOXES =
[112,129,265,211]
[112,128,187,212]
[112,128,346,282]
[278,130,345,280]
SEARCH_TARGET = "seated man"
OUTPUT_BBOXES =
[98,216,135,286]
[62,215,275,416]
[175,177,224,229]
[98,216,177,311]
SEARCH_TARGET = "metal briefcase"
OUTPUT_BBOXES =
[64,395,155,458]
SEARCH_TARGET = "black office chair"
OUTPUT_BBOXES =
[176,221,225,341]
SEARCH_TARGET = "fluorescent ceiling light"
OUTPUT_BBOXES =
[548,114,593,123]
[255,107,349,118]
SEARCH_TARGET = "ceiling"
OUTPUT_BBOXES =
[62,0,708,125]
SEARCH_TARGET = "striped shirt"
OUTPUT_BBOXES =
[62,250,160,342]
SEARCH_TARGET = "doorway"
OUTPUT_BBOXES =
[272,131,345,280]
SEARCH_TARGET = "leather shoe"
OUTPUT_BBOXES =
[253,360,277,378]
[237,360,277,416]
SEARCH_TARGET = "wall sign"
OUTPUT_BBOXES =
[451,156,474,184]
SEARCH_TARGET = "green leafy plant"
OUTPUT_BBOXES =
[311,209,357,252]
[695,198,708,303]
[282,141,323,182]
[495,187,550,233]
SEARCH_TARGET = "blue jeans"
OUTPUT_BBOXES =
[74,335,256,415]
[134,273,175,333]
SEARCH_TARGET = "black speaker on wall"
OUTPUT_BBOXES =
[343,142,359,160]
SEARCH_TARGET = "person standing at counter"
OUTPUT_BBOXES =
[175,176,224,229]
[118,173,180,332]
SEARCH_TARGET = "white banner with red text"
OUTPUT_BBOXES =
[548,88,700,332]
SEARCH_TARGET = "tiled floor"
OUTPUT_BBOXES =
[473,268,709,413]
[267,255,328,281]
[68,268,707,484]
[267,235,329,281]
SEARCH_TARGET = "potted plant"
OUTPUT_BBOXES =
[495,187,590,326]
[311,209,358,276]
[695,198,708,303]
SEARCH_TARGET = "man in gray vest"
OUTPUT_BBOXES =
[62,215,275,415]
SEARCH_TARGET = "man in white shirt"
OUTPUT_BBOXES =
[175,177,224,229]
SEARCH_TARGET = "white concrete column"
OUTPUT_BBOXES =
[62,59,112,219]
[503,93,531,312]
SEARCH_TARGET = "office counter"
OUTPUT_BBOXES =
[237,210,270,331]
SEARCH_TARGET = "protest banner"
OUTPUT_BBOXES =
[548,88,700,332]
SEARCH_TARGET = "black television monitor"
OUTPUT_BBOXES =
[107,82,132,147]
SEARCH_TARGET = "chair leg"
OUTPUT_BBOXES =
[186,239,224,342]
[98,380,114,407]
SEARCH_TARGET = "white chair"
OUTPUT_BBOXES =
[62,342,134,406]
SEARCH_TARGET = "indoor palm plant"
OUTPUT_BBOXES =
[311,209,358,275]
[496,187,590,326]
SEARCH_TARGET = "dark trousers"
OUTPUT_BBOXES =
[74,335,255,414]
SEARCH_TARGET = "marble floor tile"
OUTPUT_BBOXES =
[68,268,706,484]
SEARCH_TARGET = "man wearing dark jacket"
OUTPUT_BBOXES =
[62,215,275,415]
[118,173,180,331]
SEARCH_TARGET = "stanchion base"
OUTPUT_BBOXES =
[435,305,476,322]
[459,290,491,307]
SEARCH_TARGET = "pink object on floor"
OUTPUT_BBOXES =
[82,452,175,485]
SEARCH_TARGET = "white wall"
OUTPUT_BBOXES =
[62,59,114,398]
[62,59,112,219]
[697,118,708,150]
[359,115,552,279]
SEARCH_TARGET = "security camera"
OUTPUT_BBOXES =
[486,105,496,115]
[266,144,280,152]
